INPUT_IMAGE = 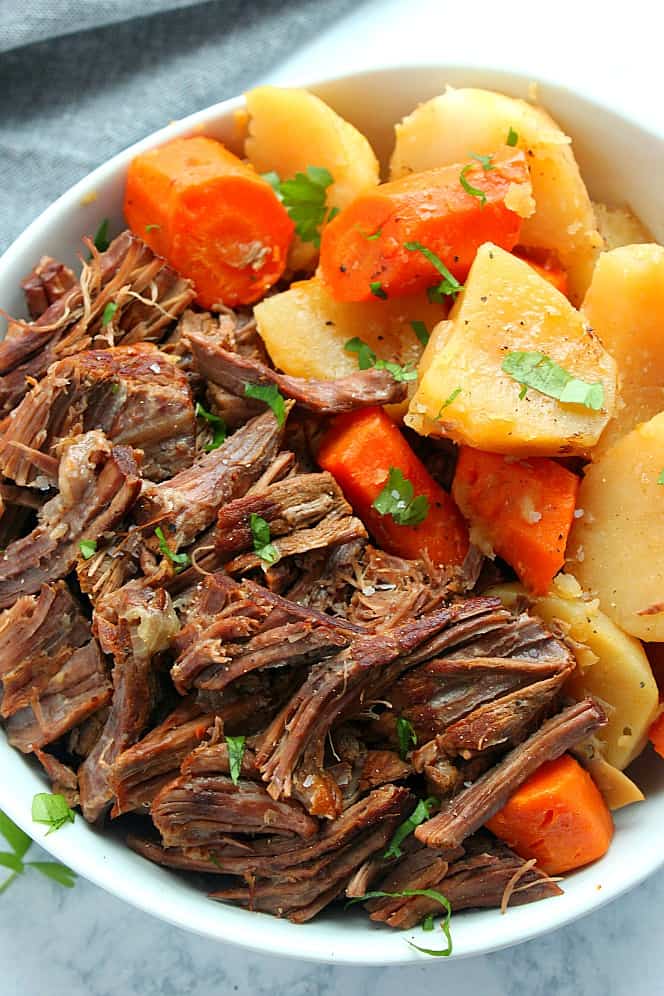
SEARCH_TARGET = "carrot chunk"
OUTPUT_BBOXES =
[513,247,569,296]
[452,447,579,595]
[124,136,294,308]
[319,148,531,302]
[317,407,469,565]
[486,754,614,875]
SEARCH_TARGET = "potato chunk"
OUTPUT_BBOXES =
[489,575,658,770]
[254,277,444,417]
[593,202,652,250]
[244,86,379,271]
[567,412,664,641]
[389,87,602,303]
[582,244,664,388]
[405,244,616,456]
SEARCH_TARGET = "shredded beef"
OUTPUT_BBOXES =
[21,256,77,320]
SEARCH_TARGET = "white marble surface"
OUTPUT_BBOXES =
[2,1,664,993]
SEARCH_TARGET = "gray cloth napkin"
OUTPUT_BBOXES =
[0,0,360,252]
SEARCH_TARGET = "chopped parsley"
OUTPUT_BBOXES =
[195,401,226,452]
[327,206,340,223]
[459,164,487,206]
[375,360,417,382]
[370,280,387,300]
[344,338,417,381]
[422,914,435,932]
[438,387,462,417]
[470,153,495,171]
[506,127,519,147]
[93,218,110,253]
[244,382,286,426]
[264,166,334,247]
[0,808,76,894]
[373,468,430,527]
[154,526,190,572]
[347,888,452,957]
[404,241,463,301]
[31,793,75,835]
[226,735,246,786]
[395,715,418,759]
[78,539,97,560]
[249,513,280,566]
[657,469,664,485]
[101,301,118,326]
[145,223,161,233]
[410,320,430,346]
[502,351,605,410]
[383,796,437,859]
[366,229,382,241]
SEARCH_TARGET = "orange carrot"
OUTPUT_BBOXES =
[124,136,294,309]
[649,711,664,758]
[317,407,469,565]
[486,754,614,875]
[513,247,569,296]
[452,447,579,595]
[318,149,531,302]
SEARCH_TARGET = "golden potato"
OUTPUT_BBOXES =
[254,277,446,416]
[489,575,658,769]
[389,86,602,303]
[582,243,664,388]
[593,202,652,250]
[582,754,644,811]
[244,86,380,271]
[406,244,616,455]
[593,384,664,459]
[567,412,664,640]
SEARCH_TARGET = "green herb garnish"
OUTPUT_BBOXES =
[31,793,75,835]
[195,401,226,452]
[438,387,462,417]
[410,320,430,347]
[422,914,435,932]
[0,809,75,894]
[657,470,664,485]
[366,229,382,241]
[459,164,487,206]
[502,351,605,410]
[327,206,340,223]
[345,337,377,370]
[145,223,160,233]
[373,469,430,527]
[264,166,334,247]
[226,735,246,786]
[347,888,452,957]
[384,796,438,859]
[395,715,418,759]
[370,281,387,300]
[249,513,280,566]
[244,382,286,426]
[101,301,117,326]
[78,539,97,560]
[155,527,190,572]
[506,127,519,147]
[470,153,495,171]
[375,360,417,382]
[93,218,110,253]
[404,241,463,301]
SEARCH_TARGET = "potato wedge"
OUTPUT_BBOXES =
[568,411,664,640]
[254,277,445,417]
[593,384,664,459]
[244,86,379,272]
[593,202,652,250]
[405,244,616,455]
[389,86,602,302]
[489,575,658,770]
[582,243,664,389]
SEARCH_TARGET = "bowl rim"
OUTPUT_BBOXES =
[1,61,663,966]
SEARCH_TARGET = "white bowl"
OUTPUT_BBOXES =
[1,65,663,965]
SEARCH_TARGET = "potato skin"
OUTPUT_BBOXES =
[389,86,602,303]
[489,576,658,770]
[567,412,664,641]
[406,244,616,455]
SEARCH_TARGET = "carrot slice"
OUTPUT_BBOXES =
[486,754,614,875]
[317,406,468,565]
[513,247,569,296]
[318,148,532,302]
[124,136,294,308]
[452,447,579,595]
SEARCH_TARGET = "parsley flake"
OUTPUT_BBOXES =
[264,166,334,247]
[93,218,110,253]
[411,320,430,346]
[366,229,382,241]
[244,382,286,426]
[375,360,417,382]
[470,153,495,171]
[101,301,117,326]
[438,387,462,417]
[145,223,161,233]
[370,280,387,300]
[249,513,280,566]
[345,337,377,370]
[502,351,605,410]
[373,468,430,527]
[384,796,437,859]
[327,206,340,223]
[195,401,226,452]
[459,164,487,206]
[657,470,664,485]
[226,735,246,786]
[396,715,418,759]
[155,526,190,572]
[31,793,75,835]
[347,889,452,957]
[404,241,463,300]
[78,539,97,560]
[506,127,519,147]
